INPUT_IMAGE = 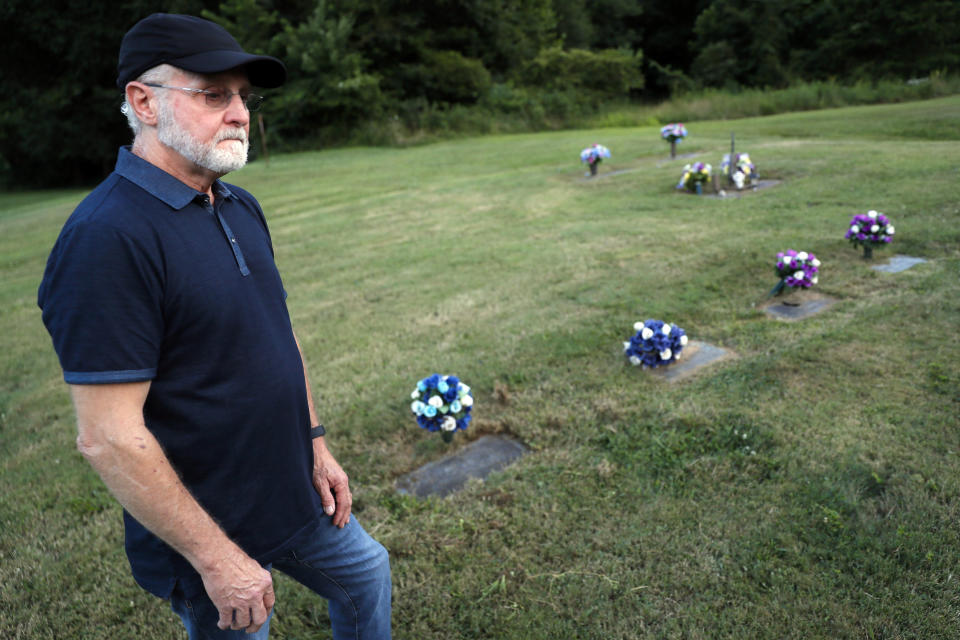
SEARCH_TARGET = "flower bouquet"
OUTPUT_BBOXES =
[661,123,687,158]
[769,249,820,298]
[676,162,712,194]
[410,374,473,442]
[580,144,611,176]
[720,152,757,189]
[845,210,894,259]
[623,319,688,368]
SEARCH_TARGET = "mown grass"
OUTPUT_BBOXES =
[2,96,959,639]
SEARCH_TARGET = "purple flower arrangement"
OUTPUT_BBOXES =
[410,374,473,442]
[845,210,894,258]
[770,249,820,297]
[623,319,688,368]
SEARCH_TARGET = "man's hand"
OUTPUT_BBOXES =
[200,550,275,633]
[312,438,352,528]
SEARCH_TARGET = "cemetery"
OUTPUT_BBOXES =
[2,92,958,639]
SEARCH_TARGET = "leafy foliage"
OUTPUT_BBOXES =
[0,0,217,187]
[406,50,492,104]
[3,0,960,187]
[520,47,643,94]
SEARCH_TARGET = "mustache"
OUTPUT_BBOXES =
[215,128,248,143]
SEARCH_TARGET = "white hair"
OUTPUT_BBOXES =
[120,64,202,137]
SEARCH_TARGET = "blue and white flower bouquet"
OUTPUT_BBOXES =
[677,162,712,194]
[580,143,611,175]
[661,123,687,144]
[661,123,687,158]
[623,319,688,368]
[720,152,757,189]
[770,249,820,297]
[410,374,473,442]
[845,210,894,259]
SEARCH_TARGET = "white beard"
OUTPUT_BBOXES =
[156,100,249,175]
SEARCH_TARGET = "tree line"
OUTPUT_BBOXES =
[1,0,958,188]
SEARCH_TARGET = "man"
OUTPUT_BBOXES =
[37,13,391,639]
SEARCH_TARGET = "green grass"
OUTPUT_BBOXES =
[2,96,960,639]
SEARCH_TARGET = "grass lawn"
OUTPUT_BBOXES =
[1,96,959,639]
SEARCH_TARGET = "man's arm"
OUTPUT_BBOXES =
[70,382,273,633]
[292,331,352,528]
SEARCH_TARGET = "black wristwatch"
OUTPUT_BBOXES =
[310,424,326,438]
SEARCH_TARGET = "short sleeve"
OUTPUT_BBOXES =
[38,219,164,384]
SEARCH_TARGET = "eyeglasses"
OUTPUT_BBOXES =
[144,83,265,112]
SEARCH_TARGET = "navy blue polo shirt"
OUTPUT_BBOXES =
[38,147,323,598]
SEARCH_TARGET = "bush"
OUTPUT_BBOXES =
[520,47,644,95]
[416,50,492,104]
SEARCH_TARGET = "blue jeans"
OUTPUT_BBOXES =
[170,515,391,639]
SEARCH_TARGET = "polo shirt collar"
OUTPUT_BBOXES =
[114,146,235,210]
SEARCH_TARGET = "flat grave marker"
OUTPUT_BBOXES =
[649,340,736,382]
[707,179,782,198]
[764,294,837,321]
[871,255,928,273]
[395,435,529,498]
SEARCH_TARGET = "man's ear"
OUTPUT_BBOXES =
[125,82,159,127]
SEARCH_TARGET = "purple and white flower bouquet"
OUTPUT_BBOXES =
[845,210,894,258]
[410,374,473,442]
[770,249,820,297]
[623,319,688,368]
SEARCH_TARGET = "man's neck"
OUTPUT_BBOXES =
[132,134,223,203]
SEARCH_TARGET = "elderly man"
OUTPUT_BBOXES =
[38,13,391,639]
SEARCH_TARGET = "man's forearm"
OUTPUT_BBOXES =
[71,384,246,574]
[70,382,273,631]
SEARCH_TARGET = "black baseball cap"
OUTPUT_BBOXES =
[117,13,286,90]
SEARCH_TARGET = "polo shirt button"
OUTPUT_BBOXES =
[230,238,237,243]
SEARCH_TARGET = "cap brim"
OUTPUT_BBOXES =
[169,50,286,88]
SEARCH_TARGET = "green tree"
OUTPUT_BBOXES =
[272,1,384,141]
[552,0,594,49]
[584,0,643,51]
[0,0,220,188]
[637,0,712,96]
[691,0,790,88]
[203,0,287,58]
[521,46,644,94]
[406,50,492,104]
[818,0,960,79]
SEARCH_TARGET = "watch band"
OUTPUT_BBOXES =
[310,424,326,438]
